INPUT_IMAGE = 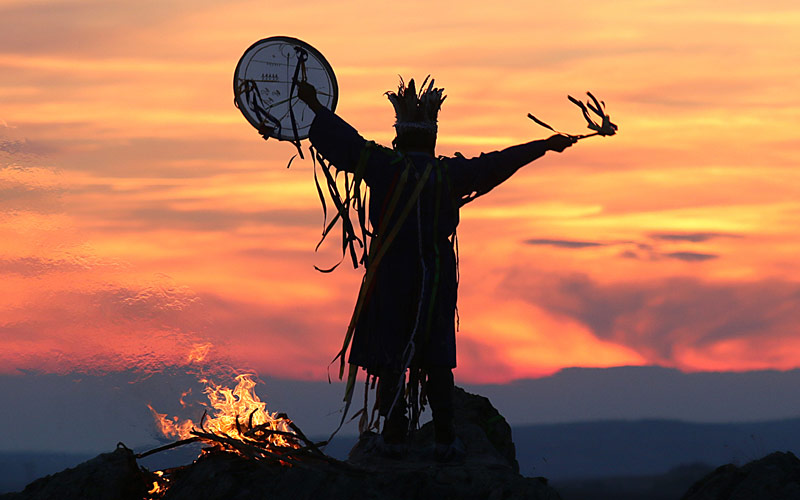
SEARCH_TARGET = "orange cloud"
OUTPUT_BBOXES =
[2,0,800,383]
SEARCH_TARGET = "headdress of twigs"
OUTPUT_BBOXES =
[528,91,618,140]
[386,75,446,135]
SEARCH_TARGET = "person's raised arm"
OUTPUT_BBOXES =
[277,81,384,177]
[449,134,576,203]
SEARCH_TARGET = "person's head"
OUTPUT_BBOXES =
[392,124,437,155]
[386,76,445,156]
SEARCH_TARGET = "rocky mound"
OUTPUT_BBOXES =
[0,444,152,500]
[0,388,560,500]
[681,451,800,500]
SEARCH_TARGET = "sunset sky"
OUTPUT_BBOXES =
[2,0,800,387]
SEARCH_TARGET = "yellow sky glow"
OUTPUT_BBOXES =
[2,0,800,383]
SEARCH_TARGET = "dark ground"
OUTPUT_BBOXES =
[5,416,800,498]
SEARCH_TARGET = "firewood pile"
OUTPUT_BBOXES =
[137,410,357,498]
[135,373,363,497]
[138,411,346,470]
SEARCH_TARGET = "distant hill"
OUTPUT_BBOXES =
[462,366,800,425]
[513,418,800,480]
[3,366,800,455]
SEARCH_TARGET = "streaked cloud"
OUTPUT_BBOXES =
[0,138,50,155]
[96,206,320,232]
[502,270,800,371]
[0,256,89,276]
[1,0,800,384]
[663,251,718,262]
[650,232,741,243]
[524,239,604,249]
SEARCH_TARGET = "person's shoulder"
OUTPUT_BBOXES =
[439,151,470,161]
[436,152,471,169]
[366,140,394,154]
[366,141,405,164]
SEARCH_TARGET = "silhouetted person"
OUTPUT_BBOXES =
[294,78,575,461]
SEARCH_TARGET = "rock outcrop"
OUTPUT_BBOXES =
[1,388,560,500]
[681,451,800,500]
[0,444,153,500]
[159,450,557,500]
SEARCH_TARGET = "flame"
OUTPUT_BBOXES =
[148,373,297,448]
[148,481,163,495]
[147,404,195,440]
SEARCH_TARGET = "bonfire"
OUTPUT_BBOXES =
[141,374,343,497]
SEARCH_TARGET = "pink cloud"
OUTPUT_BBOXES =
[501,269,800,371]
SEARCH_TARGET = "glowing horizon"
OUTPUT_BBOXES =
[2,0,800,384]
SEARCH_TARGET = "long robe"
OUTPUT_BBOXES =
[309,107,550,374]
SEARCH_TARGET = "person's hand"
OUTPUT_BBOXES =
[296,81,322,112]
[545,134,577,153]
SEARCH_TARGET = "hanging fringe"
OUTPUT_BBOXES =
[287,47,309,160]
[310,145,371,273]
[330,161,435,435]
[316,152,463,437]
[237,79,282,137]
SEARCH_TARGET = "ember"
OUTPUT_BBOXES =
[147,471,167,496]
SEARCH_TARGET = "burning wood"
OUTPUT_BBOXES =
[147,374,296,447]
[141,373,349,497]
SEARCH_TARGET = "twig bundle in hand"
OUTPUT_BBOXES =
[528,92,618,140]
